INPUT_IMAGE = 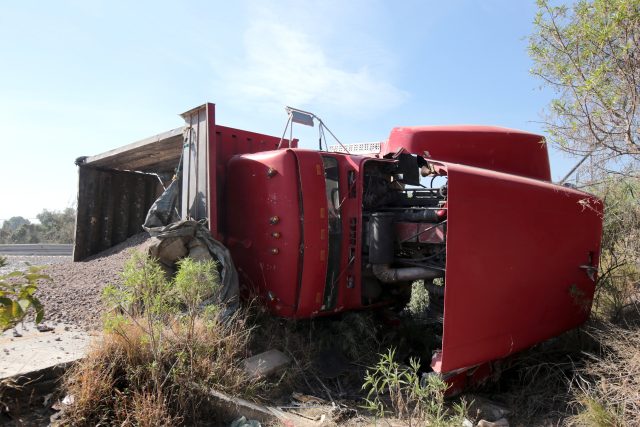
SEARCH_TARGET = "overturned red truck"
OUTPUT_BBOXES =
[75,102,603,392]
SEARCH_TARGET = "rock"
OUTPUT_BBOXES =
[477,418,509,427]
[36,324,54,332]
[467,395,510,421]
[243,349,291,379]
[230,416,261,427]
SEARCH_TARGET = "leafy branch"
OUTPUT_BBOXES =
[0,265,49,331]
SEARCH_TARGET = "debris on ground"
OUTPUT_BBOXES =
[243,349,291,379]
[230,416,261,427]
[467,395,511,422]
[477,418,510,427]
[36,324,54,332]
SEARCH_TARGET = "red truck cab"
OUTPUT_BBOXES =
[224,123,603,379]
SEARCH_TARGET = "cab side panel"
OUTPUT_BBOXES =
[225,150,301,317]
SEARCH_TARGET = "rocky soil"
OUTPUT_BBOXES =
[34,233,151,330]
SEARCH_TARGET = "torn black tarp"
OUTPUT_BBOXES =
[143,178,181,229]
[142,172,239,313]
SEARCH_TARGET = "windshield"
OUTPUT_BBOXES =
[321,156,342,310]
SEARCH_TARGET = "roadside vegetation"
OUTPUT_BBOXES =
[0,265,48,332]
[63,253,258,425]
[0,208,76,244]
[509,0,640,425]
[362,348,467,426]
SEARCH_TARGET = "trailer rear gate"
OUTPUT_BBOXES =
[74,103,294,262]
[73,127,183,261]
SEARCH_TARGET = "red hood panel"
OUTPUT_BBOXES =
[437,162,603,372]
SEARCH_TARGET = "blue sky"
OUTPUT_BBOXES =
[0,0,572,222]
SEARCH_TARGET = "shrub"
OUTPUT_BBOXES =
[592,178,640,321]
[407,281,430,319]
[0,265,48,331]
[362,348,467,426]
[64,252,256,426]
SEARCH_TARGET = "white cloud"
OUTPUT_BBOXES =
[220,17,408,117]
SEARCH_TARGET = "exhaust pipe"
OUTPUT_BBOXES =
[369,211,444,286]
[372,263,443,283]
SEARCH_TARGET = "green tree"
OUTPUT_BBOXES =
[11,223,41,244]
[529,0,640,176]
[37,208,76,243]
[1,216,33,244]
[2,216,30,232]
[0,208,76,244]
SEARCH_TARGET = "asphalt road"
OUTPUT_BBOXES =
[0,244,73,256]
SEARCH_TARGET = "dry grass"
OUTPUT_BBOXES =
[591,178,640,321]
[64,311,257,425]
[489,329,590,425]
[62,252,429,425]
[127,392,180,427]
[567,322,640,426]
[491,317,640,426]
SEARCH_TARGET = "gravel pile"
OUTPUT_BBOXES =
[36,233,151,330]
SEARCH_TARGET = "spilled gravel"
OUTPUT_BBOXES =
[33,233,152,330]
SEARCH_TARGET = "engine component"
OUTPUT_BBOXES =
[395,210,439,223]
[372,264,443,283]
[368,212,395,264]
